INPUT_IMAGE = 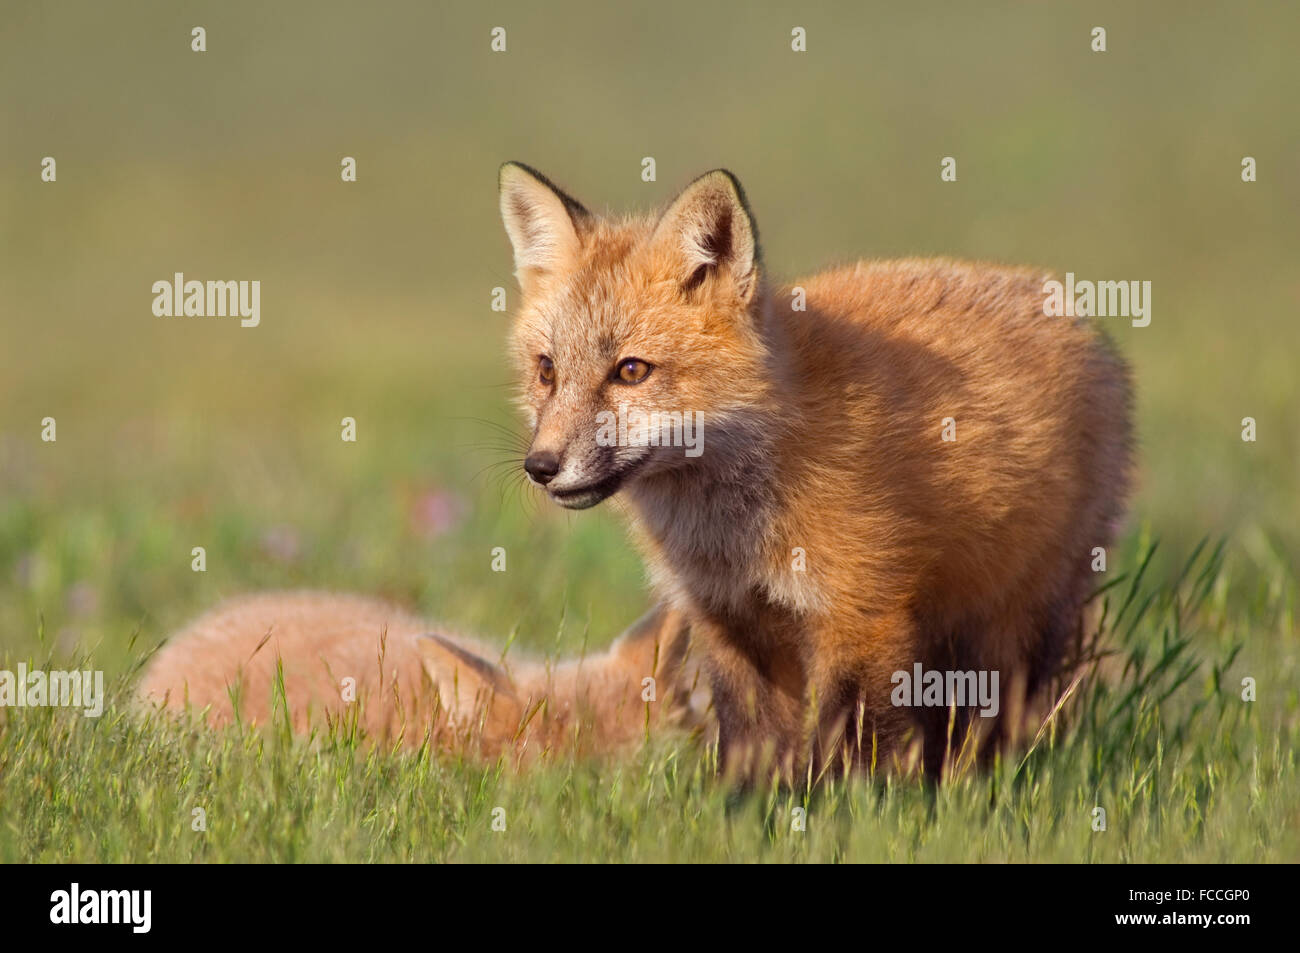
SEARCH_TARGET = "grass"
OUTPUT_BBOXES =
[1,533,1295,863]
[1,0,1297,862]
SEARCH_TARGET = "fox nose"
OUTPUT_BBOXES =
[524,450,561,485]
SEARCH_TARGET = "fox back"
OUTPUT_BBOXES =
[137,591,703,759]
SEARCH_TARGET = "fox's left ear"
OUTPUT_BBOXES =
[652,170,760,303]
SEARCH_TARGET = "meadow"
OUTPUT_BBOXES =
[0,0,1296,862]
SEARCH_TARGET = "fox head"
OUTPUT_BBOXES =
[414,605,703,754]
[499,162,772,509]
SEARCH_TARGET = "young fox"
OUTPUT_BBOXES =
[137,591,702,758]
[500,163,1133,779]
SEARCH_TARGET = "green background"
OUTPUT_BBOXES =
[0,1,1295,862]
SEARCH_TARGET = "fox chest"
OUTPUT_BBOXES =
[630,491,826,622]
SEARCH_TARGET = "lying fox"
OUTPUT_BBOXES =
[500,163,1133,780]
[138,591,702,758]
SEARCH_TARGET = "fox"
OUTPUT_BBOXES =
[137,591,703,759]
[499,162,1134,781]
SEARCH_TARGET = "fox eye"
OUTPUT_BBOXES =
[538,355,555,385]
[614,358,652,385]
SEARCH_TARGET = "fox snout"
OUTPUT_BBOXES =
[523,437,630,510]
[523,449,560,485]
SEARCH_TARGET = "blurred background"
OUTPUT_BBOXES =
[1,0,1296,672]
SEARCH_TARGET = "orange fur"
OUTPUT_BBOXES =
[500,164,1133,781]
[137,591,703,760]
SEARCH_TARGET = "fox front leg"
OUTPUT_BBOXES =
[805,608,922,780]
[697,618,807,786]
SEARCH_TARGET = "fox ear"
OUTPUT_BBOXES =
[499,162,590,293]
[652,169,759,303]
[416,633,523,741]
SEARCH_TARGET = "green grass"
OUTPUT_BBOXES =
[1,0,1297,862]
[1,534,1295,862]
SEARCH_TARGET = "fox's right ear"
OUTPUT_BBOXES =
[498,162,590,294]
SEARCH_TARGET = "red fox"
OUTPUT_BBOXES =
[500,162,1133,780]
[137,591,702,759]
